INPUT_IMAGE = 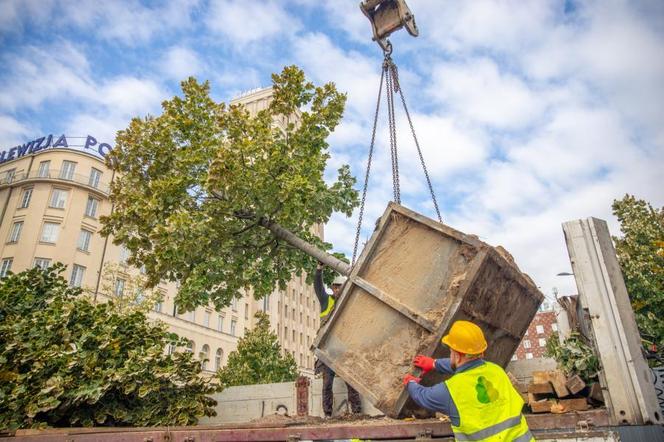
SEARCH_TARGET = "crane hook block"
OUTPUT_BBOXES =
[360,0,419,53]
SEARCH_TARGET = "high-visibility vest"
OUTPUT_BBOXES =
[320,296,335,318]
[445,361,534,442]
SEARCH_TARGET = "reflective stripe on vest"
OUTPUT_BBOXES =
[445,361,533,441]
[320,296,335,318]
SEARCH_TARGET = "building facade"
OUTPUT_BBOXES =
[512,299,559,361]
[0,88,322,376]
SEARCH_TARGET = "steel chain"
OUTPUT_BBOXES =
[385,57,400,203]
[352,63,386,265]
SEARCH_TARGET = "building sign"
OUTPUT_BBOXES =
[0,135,113,165]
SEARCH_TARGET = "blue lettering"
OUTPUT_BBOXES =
[53,135,68,148]
[43,134,52,149]
[84,135,97,150]
[7,147,17,161]
[17,141,32,157]
[29,137,45,154]
[0,151,6,163]
[98,143,112,157]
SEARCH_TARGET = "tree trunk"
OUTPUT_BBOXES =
[259,218,351,276]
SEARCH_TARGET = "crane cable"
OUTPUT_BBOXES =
[352,52,442,265]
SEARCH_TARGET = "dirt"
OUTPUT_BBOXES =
[247,413,413,428]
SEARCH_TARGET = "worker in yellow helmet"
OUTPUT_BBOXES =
[403,320,534,441]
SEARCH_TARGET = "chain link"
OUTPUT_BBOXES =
[385,57,401,203]
[393,67,442,222]
[352,64,386,265]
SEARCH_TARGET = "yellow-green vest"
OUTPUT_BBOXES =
[320,296,335,318]
[445,361,534,442]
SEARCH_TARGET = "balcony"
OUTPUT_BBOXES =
[0,170,111,195]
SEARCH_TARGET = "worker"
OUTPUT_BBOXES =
[403,320,534,442]
[314,262,362,417]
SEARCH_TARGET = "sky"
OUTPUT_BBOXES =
[1,0,663,301]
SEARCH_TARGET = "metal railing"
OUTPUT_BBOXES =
[0,170,110,195]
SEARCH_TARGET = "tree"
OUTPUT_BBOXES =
[612,194,664,358]
[91,262,164,314]
[101,66,358,312]
[0,264,218,430]
[217,312,298,387]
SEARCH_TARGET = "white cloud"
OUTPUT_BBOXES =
[99,77,166,118]
[206,0,299,45]
[428,58,547,129]
[160,46,205,81]
[0,115,33,147]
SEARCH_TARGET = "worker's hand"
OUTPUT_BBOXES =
[413,355,435,374]
[403,374,421,385]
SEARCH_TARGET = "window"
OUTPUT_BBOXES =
[292,330,295,341]
[185,340,194,354]
[85,196,99,218]
[552,323,558,332]
[34,258,51,269]
[525,353,533,360]
[263,294,270,312]
[49,189,69,209]
[88,168,102,188]
[19,188,32,208]
[300,354,303,366]
[215,348,224,370]
[300,332,303,345]
[60,161,76,180]
[217,315,225,332]
[38,161,50,177]
[167,343,176,355]
[154,300,163,313]
[523,340,531,349]
[40,222,60,243]
[536,325,544,335]
[204,310,211,328]
[5,169,15,183]
[539,338,547,347]
[231,297,238,311]
[0,258,13,277]
[284,326,288,341]
[284,304,288,318]
[119,246,130,264]
[299,312,302,323]
[114,278,126,297]
[199,345,210,371]
[300,293,303,304]
[70,264,85,287]
[77,229,92,252]
[244,303,249,320]
[511,354,518,361]
[230,319,237,336]
[292,308,295,319]
[8,221,23,243]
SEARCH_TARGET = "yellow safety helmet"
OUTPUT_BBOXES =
[441,320,488,354]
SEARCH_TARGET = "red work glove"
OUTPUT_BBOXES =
[413,355,435,374]
[403,374,421,385]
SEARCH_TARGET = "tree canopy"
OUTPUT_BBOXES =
[217,312,298,388]
[612,195,664,357]
[101,66,358,312]
[0,264,218,430]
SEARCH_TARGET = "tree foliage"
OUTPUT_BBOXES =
[611,195,664,356]
[217,312,298,387]
[545,332,600,383]
[101,66,358,312]
[0,264,218,430]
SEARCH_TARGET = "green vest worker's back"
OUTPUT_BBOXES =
[445,361,534,441]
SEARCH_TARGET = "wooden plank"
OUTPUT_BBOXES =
[532,371,550,384]
[353,276,436,333]
[530,400,553,413]
[566,374,586,395]
[549,370,571,398]
[559,398,590,412]
[528,382,555,395]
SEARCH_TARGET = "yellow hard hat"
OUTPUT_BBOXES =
[441,320,488,354]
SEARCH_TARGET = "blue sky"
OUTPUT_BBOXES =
[1,0,663,300]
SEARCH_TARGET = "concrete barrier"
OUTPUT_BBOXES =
[200,377,383,424]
